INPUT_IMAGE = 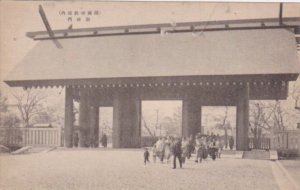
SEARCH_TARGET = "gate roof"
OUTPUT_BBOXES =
[4,28,300,87]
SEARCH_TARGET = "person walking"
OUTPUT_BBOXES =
[156,137,165,163]
[181,137,189,164]
[152,144,157,163]
[195,135,205,163]
[229,136,234,150]
[73,132,79,148]
[101,133,108,148]
[172,137,182,169]
[209,139,218,161]
[187,135,194,159]
[144,148,150,165]
[164,136,172,163]
[216,137,223,158]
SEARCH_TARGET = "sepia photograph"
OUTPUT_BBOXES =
[0,1,300,190]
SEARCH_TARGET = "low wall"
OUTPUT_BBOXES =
[0,127,61,147]
[271,130,300,152]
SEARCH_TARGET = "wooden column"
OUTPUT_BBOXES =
[236,84,250,151]
[64,87,74,148]
[112,92,141,148]
[89,106,99,148]
[112,95,121,148]
[132,99,141,148]
[79,90,89,147]
[182,98,202,138]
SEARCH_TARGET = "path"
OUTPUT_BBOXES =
[0,149,284,190]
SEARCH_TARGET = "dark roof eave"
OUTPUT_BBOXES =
[4,73,299,88]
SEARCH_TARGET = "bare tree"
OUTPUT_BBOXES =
[250,101,286,132]
[141,116,155,137]
[0,91,8,113]
[161,116,177,136]
[0,91,8,126]
[141,109,162,137]
[290,81,300,111]
[0,91,20,128]
[101,122,112,135]
[212,107,230,148]
[0,92,22,145]
[222,107,229,148]
[271,101,286,130]
[249,100,289,148]
[154,109,160,134]
[32,106,59,124]
[250,101,267,139]
[172,106,182,135]
[12,89,47,127]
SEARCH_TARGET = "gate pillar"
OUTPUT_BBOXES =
[89,106,99,147]
[182,98,202,138]
[236,84,250,151]
[64,87,74,148]
[79,89,89,147]
[112,92,141,148]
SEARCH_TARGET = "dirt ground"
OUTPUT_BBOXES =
[0,149,279,190]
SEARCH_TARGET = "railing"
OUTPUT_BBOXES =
[249,137,270,150]
[271,130,300,150]
[0,127,61,147]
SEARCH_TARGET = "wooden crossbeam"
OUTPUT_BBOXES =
[27,17,300,40]
[279,3,283,25]
[34,24,300,41]
[38,5,62,48]
[39,5,54,38]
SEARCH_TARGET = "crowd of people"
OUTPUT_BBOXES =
[144,133,224,169]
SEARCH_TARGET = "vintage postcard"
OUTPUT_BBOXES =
[0,1,300,190]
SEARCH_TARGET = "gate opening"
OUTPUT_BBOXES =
[99,107,113,147]
[202,106,236,150]
[141,100,182,146]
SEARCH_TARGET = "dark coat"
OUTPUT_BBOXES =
[173,140,182,155]
[144,150,150,158]
[101,134,108,146]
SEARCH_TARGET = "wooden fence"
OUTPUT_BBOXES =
[0,127,61,147]
[249,137,270,150]
[271,130,300,151]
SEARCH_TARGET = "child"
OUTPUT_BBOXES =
[144,148,150,165]
[152,144,157,163]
